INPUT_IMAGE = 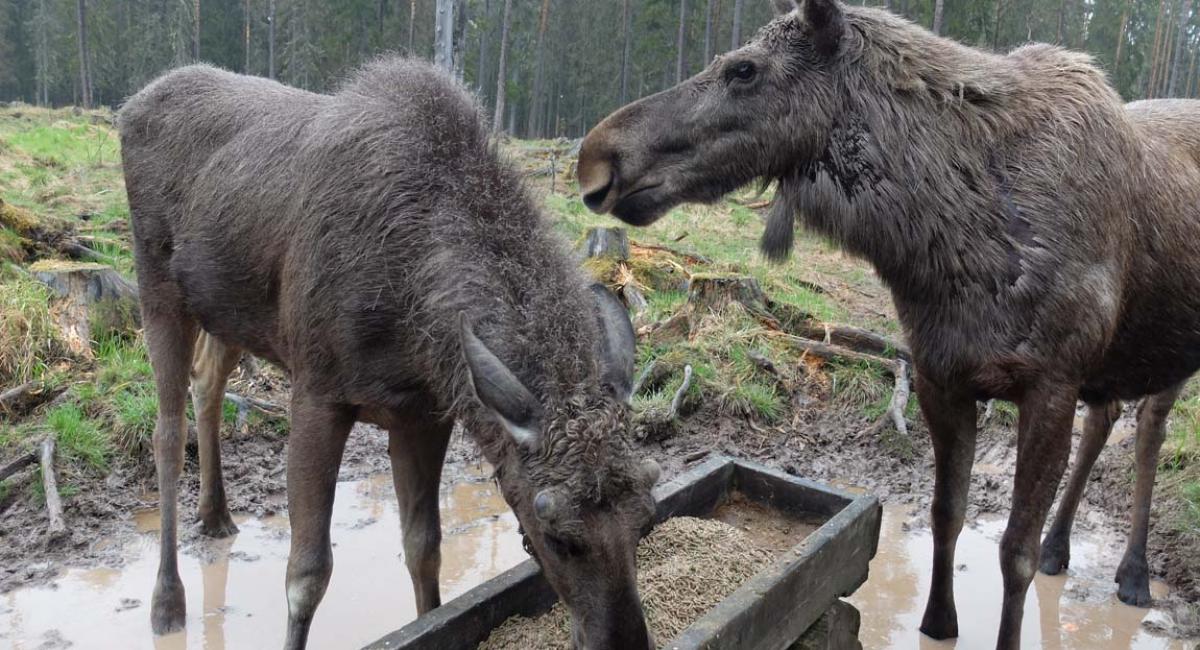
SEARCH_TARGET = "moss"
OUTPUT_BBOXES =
[0,198,39,233]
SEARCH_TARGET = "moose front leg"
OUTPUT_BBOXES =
[1039,400,1120,575]
[1116,382,1184,607]
[915,375,978,641]
[996,382,1076,650]
[388,415,453,614]
[283,394,353,650]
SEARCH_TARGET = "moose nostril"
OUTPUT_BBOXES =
[581,173,615,213]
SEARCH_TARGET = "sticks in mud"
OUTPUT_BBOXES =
[668,365,694,421]
[0,451,36,482]
[40,435,66,537]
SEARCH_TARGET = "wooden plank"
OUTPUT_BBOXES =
[732,458,855,519]
[364,560,557,649]
[653,455,735,523]
[666,494,881,650]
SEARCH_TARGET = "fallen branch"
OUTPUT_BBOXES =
[40,435,66,537]
[630,241,712,265]
[0,451,37,482]
[744,199,771,210]
[0,381,41,415]
[863,360,912,437]
[59,241,118,266]
[667,365,694,421]
[223,393,285,417]
[631,361,658,398]
[770,333,901,374]
[786,321,910,362]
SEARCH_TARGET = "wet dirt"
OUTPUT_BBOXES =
[0,464,526,649]
[849,504,1189,649]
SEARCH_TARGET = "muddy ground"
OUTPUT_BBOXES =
[1,379,1198,638]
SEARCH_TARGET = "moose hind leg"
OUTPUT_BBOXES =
[1116,382,1183,607]
[916,377,978,641]
[388,415,453,614]
[996,384,1076,650]
[1039,400,1120,575]
[283,393,354,650]
[145,305,199,634]
[191,332,243,538]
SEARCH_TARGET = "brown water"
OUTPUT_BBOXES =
[0,469,527,649]
[849,504,1191,649]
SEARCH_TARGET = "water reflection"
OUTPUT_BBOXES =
[849,505,1187,649]
[0,468,526,649]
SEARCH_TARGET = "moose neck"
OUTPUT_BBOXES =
[784,15,1058,305]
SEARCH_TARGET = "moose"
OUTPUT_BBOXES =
[577,1,1200,648]
[118,58,658,650]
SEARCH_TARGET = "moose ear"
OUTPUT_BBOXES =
[459,314,540,449]
[804,0,845,57]
[589,283,637,403]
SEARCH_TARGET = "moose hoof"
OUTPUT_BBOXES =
[1116,559,1153,607]
[151,578,187,634]
[919,606,958,640]
[1038,536,1070,575]
[198,510,240,539]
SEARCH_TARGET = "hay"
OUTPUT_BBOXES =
[478,517,776,649]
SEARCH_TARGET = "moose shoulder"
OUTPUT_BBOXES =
[577,1,1200,648]
[119,59,656,650]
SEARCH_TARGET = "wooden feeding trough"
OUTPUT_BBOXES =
[365,457,882,650]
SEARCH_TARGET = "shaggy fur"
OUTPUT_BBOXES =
[577,1,1200,648]
[120,58,654,649]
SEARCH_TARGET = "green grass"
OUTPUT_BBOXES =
[46,404,110,471]
[0,271,68,384]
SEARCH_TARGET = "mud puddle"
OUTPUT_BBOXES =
[0,467,526,649]
[849,504,1193,649]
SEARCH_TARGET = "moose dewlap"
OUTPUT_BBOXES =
[478,516,780,649]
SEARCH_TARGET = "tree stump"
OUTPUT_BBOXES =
[579,227,630,260]
[686,273,768,314]
[30,260,140,355]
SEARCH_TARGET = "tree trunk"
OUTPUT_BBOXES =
[493,0,513,131]
[932,0,945,35]
[991,0,1005,50]
[527,0,552,136]
[36,0,49,105]
[1148,0,1168,97]
[434,0,455,72]
[244,0,251,72]
[408,0,418,55]
[621,0,635,104]
[75,0,93,109]
[453,0,468,82]
[1055,0,1067,43]
[268,0,276,79]
[1188,42,1199,97]
[676,0,688,83]
[1113,0,1131,78]
[704,0,715,64]
[193,0,201,60]
[476,0,491,93]
[1168,0,1193,96]
[731,0,744,49]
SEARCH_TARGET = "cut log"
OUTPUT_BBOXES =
[0,451,37,482]
[579,227,630,260]
[30,260,140,355]
[687,273,768,314]
[224,392,287,419]
[40,435,66,538]
[631,241,712,265]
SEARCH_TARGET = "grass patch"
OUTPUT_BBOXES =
[46,404,110,471]
[0,272,69,384]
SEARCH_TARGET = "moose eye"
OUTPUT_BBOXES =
[725,61,758,84]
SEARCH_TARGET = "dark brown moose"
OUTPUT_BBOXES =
[119,59,657,650]
[576,1,1200,647]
